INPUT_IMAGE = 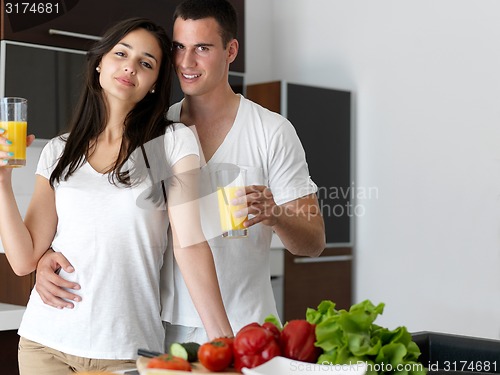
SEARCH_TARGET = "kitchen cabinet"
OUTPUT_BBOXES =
[284,247,352,320]
[0,253,34,306]
[0,303,26,374]
[1,0,245,72]
[246,81,353,320]
[1,40,87,138]
[0,330,19,375]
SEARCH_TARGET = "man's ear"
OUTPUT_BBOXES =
[227,39,239,64]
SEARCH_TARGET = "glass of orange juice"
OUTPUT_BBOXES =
[0,97,27,168]
[216,167,248,238]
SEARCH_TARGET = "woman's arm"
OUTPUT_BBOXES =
[167,155,233,339]
[0,173,57,276]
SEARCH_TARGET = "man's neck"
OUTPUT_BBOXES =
[180,88,241,162]
[182,87,239,126]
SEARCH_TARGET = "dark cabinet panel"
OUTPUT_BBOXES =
[284,248,352,321]
[2,41,86,139]
[0,330,19,375]
[286,83,352,244]
[2,0,245,72]
[245,80,281,113]
[0,253,34,306]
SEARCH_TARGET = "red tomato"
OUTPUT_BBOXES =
[214,336,234,350]
[214,337,235,366]
[147,354,192,371]
[198,339,233,372]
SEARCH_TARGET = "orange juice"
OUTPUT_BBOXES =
[0,121,27,167]
[217,186,247,232]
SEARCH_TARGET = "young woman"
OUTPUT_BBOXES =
[0,17,232,374]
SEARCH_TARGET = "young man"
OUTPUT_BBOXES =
[34,0,325,346]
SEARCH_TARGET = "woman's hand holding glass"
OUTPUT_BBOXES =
[0,131,35,178]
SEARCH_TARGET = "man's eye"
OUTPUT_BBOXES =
[173,44,184,50]
[197,46,208,52]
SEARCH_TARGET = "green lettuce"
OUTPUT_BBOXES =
[306,300,427,375]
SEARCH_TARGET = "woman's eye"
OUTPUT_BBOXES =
[115,51,125,57]
[141,61,153,69]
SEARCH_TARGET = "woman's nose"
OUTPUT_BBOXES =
[124,66,136,76]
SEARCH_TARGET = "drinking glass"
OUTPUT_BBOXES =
[0,97,28,167]
[216,168,248,238]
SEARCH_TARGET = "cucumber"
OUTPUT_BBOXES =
[169,342,200,362]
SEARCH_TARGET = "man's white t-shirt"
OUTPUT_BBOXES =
[18,124,199,359]
[161,95,317,334]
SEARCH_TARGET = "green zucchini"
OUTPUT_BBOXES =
[169,342,200,362]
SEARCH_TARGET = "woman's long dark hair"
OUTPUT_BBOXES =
[49,17,173,187]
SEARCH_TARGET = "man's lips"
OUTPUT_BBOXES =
[181,73,201,79]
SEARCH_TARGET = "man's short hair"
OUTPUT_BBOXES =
[173,0,238,47]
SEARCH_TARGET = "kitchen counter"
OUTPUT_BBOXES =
[0,303,25,331]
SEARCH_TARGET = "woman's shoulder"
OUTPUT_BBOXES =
[42,133,69,153]
[165,122,197,142]
[166,122,190,133]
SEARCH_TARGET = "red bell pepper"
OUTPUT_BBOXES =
[280,319,321,363]
[262,321,281,343]
[233,323,281,372]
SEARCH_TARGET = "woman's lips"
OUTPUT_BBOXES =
[116,76,135,86]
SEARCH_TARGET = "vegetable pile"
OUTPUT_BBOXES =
[145,299,427,374]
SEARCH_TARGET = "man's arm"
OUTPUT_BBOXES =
[238,186,325,257]
[35,249,81,309]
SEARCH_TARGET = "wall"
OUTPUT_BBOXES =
[245,0,500,338]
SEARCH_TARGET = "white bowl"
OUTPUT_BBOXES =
[242,357,368,375]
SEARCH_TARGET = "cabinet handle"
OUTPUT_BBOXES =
[48,29,102,41]
[293,255,352,264]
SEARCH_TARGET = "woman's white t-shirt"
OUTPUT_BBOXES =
[18,123,199,359]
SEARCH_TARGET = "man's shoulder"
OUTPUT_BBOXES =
[240,96,289,125]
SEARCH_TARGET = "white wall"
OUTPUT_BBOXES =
[246,0,500,338]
